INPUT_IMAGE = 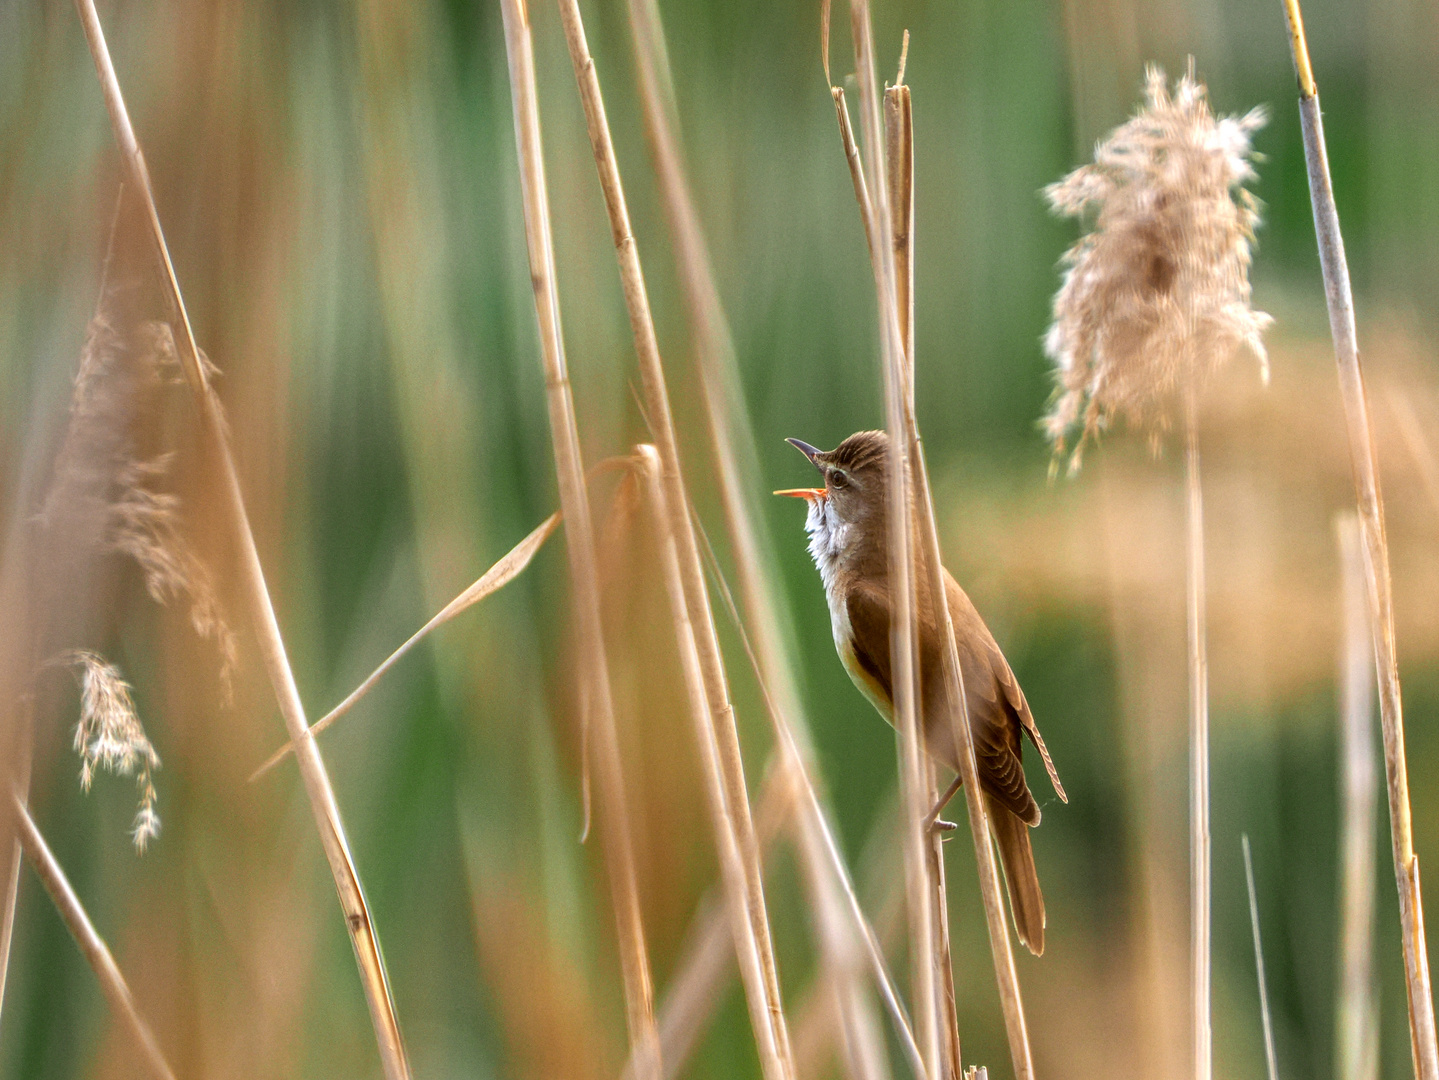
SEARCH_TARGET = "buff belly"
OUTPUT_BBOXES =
[827,588,896,726]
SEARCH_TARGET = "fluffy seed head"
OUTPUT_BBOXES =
[59,650,162,852]
[1043,64,1272,470]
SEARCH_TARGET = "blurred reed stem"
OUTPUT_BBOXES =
[1242,836,1278,1080]
[624,3,894,1074]
[632,445,795,1080]
[496,5,662,1076]
[553,6,796,1068]
[1281,4,1439,1077]
[622,758,793,1080]
[1337,513,1379,1080]
[694,495,924,1076]
[1184,392,1212,1080]
[70,4,411,1076]
[12,793,175,1080]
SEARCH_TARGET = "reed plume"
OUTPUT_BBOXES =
[56,650,161,850]
[1044,65,1270,471]
[1043,63,1271,1080]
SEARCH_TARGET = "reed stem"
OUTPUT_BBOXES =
[833,16,1036,1071]
[623,5,891,1075]
[557,13,797,1066]
[1242,836,1278,1080]
[1281,5,1439,1077]
[1185,394,1212,1080]
[13,793,176,1080]
[833,9,941,1069]
[70,4,409,1074]
[250,512,560,781]
[1337,514,1380,1080]
[496,6,661,1076]
[886,88,960,1079]
[633,446,794,1080]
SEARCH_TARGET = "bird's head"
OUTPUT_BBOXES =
[775,430,890,582]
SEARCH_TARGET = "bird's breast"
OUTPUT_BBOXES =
[826,584,895,725]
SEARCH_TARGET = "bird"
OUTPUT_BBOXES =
[776,429,1065,955]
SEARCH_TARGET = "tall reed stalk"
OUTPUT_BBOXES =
[1337,513,1379,1080]
[885,84,960,1079]
[495,6,661,1077]
[631,447,795,1080]
[827,13,941,1074]
[548,8,796,1076]
[623,4,893,1075]
[831,7,1036,1074]
[1241,836,1278,1080]
[12,793,176,1080]
[70,4,410,1075]
[1280,5,1439,1077]
[1185,391,1212,1080]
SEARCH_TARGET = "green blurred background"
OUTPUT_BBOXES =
[3,0,1439,1078]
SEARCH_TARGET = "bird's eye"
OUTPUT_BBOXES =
[828,469,848,489]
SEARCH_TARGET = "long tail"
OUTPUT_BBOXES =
[988,794,1045,956]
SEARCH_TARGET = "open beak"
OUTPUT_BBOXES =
[777,439,825,500]
[773,487,825,500]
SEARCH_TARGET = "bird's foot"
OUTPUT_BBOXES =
[928,816,958,836]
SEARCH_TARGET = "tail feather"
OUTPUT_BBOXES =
[988,795,1045,956]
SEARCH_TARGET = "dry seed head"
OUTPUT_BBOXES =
[1043,65,1272,471]
[57,650,162,851]
[44,313,237,697]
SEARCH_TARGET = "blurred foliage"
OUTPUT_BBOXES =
[2,0,1439,1078]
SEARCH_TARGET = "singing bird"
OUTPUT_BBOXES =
[777,430,1066,955]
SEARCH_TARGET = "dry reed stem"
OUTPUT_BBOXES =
[834,21,1036,1072]
[885,88,959,1080]
[691,500,924,1076]
[624,4,891,1074]
[621,761,794,1080]
[633,445,794,1080]
[1281,5,1439,1077]
[70,4,410,1075]
[1185,393,1212,1080]
[1337,514,1380,1080]
[250,512,560,780]
[496,5,662,1075]
[1241,836,1279,1080]
[553,7,796,1075]
[12,793,176,1080]
[831,15,941,1068]
[0,676,33,1028]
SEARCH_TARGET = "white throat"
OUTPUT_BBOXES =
[803,496,852,599]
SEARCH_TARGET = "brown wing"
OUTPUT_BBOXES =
[845,576,1056,826]
[844,579,894,707]
[945,573,1067,804]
